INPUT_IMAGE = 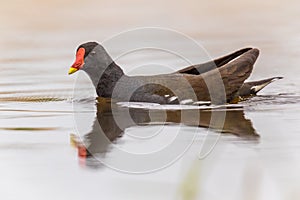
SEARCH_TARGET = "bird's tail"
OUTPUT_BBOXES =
[246,77,283,95]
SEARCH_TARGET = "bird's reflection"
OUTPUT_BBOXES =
[74,97,258,168]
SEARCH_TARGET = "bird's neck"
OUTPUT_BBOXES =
[85,61,125,97]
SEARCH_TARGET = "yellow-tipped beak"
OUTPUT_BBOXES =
[68,67,78,75]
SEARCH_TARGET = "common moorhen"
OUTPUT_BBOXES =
[68,42,281,104]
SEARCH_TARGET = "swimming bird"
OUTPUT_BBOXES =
[68,42,281,104]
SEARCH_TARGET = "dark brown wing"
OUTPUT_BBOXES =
[177,47,253,75]
[186,48,259,104]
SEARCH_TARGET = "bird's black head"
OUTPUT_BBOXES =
[68,41,123,90]
[76,41,99,58]
[68,41,106,75]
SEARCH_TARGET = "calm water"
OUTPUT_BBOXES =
[1,0,300,199]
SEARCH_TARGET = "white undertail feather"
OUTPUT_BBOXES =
[250,77,281,93]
